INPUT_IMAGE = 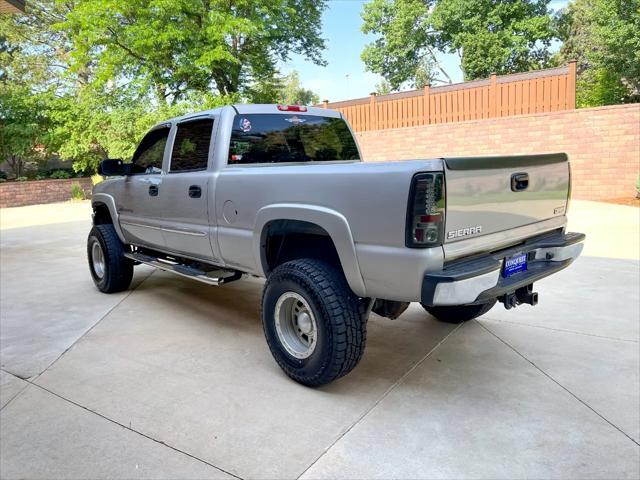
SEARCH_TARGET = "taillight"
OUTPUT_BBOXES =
[277,104,307,112]
[406,172,445,248]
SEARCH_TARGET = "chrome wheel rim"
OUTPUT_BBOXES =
[274,292,318,359]
[91,241,106,279]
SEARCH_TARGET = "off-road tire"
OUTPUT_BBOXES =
[87,224,133,293]
[421,299,497,324]
[262,259,367,386]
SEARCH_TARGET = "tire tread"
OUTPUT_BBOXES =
[87,224,133,293]
[262,259,366,386]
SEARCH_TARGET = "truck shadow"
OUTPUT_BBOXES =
[130,268,457,393]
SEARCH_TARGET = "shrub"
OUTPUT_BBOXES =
[70,183,86,200]
[0,178,6,183]
[91,173,104,186]
[36,175,47,180]
[50,170,72,179]
[16,176,28,182]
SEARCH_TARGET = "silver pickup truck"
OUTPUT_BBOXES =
[89,104,585,386]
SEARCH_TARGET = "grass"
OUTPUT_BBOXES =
[70,183,86,201]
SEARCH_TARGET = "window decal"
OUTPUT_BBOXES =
[239,117,252,132]
[284,116,306,124]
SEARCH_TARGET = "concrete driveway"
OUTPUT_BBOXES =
[1,200,638,479]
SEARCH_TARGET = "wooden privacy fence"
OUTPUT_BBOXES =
[321,62,576,132]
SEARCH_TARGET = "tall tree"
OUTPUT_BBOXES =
[0,1,80,94]
[375,78,392,95]
[0,2,71,176]
[61,0,328,104]
[361,0,451,89]
[2,0,327,173]
[278,71,320,105]
[245,70,320,104]
[555,0,640,106]
[0,85,49,177]
[361,0,555,89]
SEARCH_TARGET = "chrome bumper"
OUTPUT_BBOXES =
[421,231,585,306]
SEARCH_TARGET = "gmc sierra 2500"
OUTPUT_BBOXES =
[88,104,585,386]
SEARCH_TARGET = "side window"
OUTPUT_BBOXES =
[131,127,169,174]
[170,118,214,172]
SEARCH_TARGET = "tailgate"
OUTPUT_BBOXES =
[443,153,570,246]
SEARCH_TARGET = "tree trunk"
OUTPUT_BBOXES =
[7,154,24,178]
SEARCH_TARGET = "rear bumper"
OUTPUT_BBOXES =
[421,231,585,306]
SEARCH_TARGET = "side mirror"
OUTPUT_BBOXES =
[98,159,129,176]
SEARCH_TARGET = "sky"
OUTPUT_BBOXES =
[282,0,569,102]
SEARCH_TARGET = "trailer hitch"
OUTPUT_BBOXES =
[499,284,539,310]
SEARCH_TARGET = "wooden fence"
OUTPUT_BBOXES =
[321,62,576,132]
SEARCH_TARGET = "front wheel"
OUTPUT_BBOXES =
[87,224,133,293]
[261,259,367,386]
[421,299,497,324]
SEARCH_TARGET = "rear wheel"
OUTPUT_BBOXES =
[262,259,367,386]
[87,224,133,293]
[421,299,497,324]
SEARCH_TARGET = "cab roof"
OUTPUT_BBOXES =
[153,104,342,130]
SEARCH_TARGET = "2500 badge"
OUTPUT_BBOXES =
[447,225,483,240]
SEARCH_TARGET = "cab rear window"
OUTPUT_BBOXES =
[228,114,359,165]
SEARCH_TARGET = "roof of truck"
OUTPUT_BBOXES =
[154,104,341,129]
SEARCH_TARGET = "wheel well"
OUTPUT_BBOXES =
[92,203,113,225]
[262,220,342,275]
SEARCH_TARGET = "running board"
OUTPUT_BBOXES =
[124,252,242,286]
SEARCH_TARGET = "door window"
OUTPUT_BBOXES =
[170,119,214,172]
[131,127,170,174]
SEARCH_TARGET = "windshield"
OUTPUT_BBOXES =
[228,114,360,165]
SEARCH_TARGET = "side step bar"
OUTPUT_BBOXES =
[124,252,242,286]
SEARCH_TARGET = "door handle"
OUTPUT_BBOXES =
[511,172,529,192]
[148,185,159,196]
[188,185,202,198]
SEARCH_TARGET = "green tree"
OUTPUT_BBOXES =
[246,75,287,104]
[278,71,320,105]
[0,85,49,177]
[2,0,315,173]
[555,0,640,106]
[361,0,555,88]
[361,0,451,89]
[245,70,320,105]
[48,86,235,173]
[1,2,65,175]
[1,0,95,173]
[0,1,81,95]
[61,0,328,104]
[375,78,392,95]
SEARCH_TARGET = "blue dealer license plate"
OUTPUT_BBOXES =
[503,253,527,277]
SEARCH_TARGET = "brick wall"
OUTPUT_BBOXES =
[356,103,640,200]
[0,178,93,208]
[1,105,636,207]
